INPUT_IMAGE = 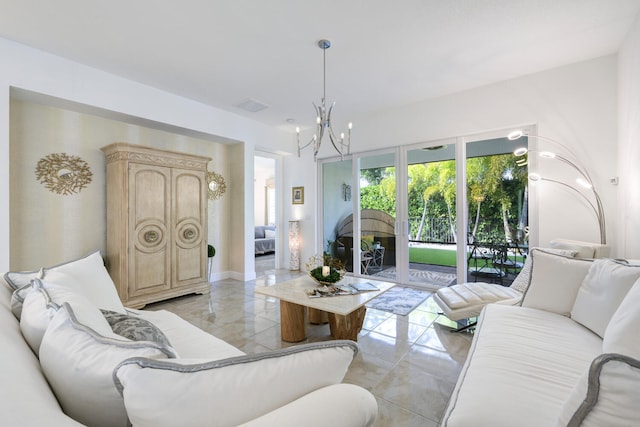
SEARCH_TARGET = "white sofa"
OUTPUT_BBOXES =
[434,239,610,328]
[1,251,377,427]
[441,248,640,427]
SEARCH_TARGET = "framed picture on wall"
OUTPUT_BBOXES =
[292,186,304,204]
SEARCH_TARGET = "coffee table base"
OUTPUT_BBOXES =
[280,301,367,343]
[280,301,306,342]
[328,306,366,341]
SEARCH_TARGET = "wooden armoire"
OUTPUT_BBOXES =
[101,143,211,308]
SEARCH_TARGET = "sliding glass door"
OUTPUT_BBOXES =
[320,130,530,289]
[358,152,397,279]
[405,144,458,288]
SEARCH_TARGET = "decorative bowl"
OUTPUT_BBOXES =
[306,255,346,286]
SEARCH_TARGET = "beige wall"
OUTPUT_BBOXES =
[9,98,233,272]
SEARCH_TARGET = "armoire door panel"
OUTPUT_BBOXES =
[174,172,204,221]
[132,167,170,225]
[129,164,172,296]
[175,246,203,284]
[132,250,171,295]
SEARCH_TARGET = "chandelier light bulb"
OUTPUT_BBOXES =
[528,173,541,182]
[539,151,556,159]
[513,147,528,156]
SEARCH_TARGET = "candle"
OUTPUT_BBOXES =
[322,266,330,277]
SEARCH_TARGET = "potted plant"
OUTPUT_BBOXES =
[207,244,216,281]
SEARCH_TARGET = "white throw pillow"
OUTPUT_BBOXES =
[555,276,640,426]
[39,303,176,427]
[510,247,577,293]
[42,250,125,313]
[603,276,640,358]
[555,355,640,427]
[264,228,276,238]
[571,260,640,337]
[114,341,359,427]
[3,268,42,290]
[521,249,593,316]
[19,279,115,354]
[549,239,597,259]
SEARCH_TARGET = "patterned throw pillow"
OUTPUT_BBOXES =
[101,310,172,348]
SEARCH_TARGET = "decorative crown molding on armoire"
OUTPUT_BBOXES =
[101,142,211,308]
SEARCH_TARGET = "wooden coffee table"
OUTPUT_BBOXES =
[255,276,395,342]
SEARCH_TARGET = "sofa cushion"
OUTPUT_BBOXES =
[42,250,125,314]
[39,303,176,427]
[20,279,115,355]
[521,249,593,316]
[130,308,244,359]
[113,341,359,427]
[442,304,602,427]
[101,309,172,348]
[0,284,84,426]
[571,260,640,337]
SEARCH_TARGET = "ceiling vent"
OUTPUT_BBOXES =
[235,98,269,113]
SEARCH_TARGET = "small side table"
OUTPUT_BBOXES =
[369,247,385,272]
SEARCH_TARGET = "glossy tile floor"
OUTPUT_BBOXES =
[146,264,473,426]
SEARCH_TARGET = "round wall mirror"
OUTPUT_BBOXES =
[35,153,93,195]
[207,171,226,200]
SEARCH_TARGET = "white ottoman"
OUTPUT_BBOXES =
[434,282,523,330]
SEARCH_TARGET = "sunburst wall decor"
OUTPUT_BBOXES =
[207,171,227,200]
[35,153,93,195]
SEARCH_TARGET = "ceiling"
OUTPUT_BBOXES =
[1,0,639,132]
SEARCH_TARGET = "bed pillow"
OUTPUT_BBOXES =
[571,260,640,337]
[264,228,276,239]
[520,249,593,316]
[114,341,359,427]
[42,250,125,313]
[39,303,176,427]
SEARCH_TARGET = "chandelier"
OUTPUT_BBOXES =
[297,39,352,160]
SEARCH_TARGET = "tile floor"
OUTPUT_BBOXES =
[145,265,474,427]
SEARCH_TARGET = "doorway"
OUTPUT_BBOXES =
[254,155,278,273]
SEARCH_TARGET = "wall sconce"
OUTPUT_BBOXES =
[289,220,300,270]
[509,130,606,244]
[342,183,352,201]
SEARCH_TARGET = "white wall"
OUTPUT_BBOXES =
[618,14,640,259]
[0,37,291,276]
[319,56,619,253]
[1,35,634,273]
